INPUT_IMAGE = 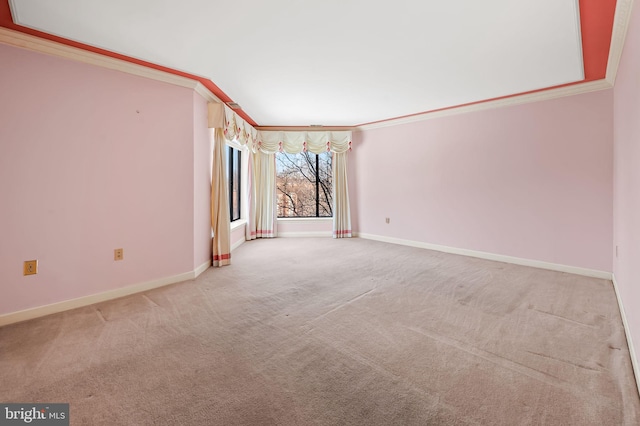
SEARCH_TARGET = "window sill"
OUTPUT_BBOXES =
[277,217,332,222]
[231,219,247,231]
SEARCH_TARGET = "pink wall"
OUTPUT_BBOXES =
[193,93,212,269]
[230,223,246,249]
[0,43,204,316]
[613,0,640,371]
[352,90,613,272]
[277,219,332,236]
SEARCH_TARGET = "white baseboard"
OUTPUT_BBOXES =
[194,260,212,278]
[354,234,637,391]
[278,231,333,238]
[354,233,612,280]
[0,260,211,328]
[231,237,246,251]
[612,274,640,398]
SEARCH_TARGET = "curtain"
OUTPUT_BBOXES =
[252,151,277,238]
[219,105,281,241]
[209,103,355,245]
[332,151,352,238]
[211,128,231,266]
[257,130,353,238]
[245,148,257,241]
[258,131,351,154]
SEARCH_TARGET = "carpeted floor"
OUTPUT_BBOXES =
[1,238,639,425]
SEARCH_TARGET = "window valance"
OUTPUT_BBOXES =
[257,131,352,154]
[206,102,259,148]
[206,102,352,241]
[207,102,353,154]
[223,106,259,149]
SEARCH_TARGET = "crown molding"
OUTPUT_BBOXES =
[255,126,355,132]
[356,79,612,131]
[606,0,635,86]
[0,26,222,102]
[194,82,221,103]
[1,0,634,127]
[356,0,634,132]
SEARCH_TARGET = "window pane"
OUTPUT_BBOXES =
[317,151,332,217]
[276,151,332,218]
[227,145,241,222]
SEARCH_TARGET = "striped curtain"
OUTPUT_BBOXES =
[251,151,278,238]
[211,128,231,266]
[245,148,257,241]
[209,103,355,245]
[332,151,352,238]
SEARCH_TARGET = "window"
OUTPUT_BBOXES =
[276,151,332,218]
[226,145,241,222]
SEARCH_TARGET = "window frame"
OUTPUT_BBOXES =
[276,151,332,219]
[226,144,241,223]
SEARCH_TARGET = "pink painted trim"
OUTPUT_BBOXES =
[0,0,613,129]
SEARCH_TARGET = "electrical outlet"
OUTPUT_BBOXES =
[385,217,390,224]
[114,248,124,261]
[23,260,38,276]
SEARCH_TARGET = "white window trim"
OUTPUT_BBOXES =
[277,217,332,222]
[231,219,247,231]
[225,138,248,223]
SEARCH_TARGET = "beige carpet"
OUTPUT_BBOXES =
[1,238,639,425]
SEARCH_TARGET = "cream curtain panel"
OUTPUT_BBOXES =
[258,130,353,238]
[245,148,257,241]
[209,104,277,241]
[252,151,278,238]
[332,152,352,238]
[210,127,231,266]
[223,108,276,239]
[208,102,354,244]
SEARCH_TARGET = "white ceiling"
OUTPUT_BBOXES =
[10,0,584,127]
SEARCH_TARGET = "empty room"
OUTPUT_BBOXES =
[1,0,640,424]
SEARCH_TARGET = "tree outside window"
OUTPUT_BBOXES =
[276,151,332,217]
[226,145,241,222]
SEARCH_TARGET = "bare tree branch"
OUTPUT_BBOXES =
[276,151,332,217]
